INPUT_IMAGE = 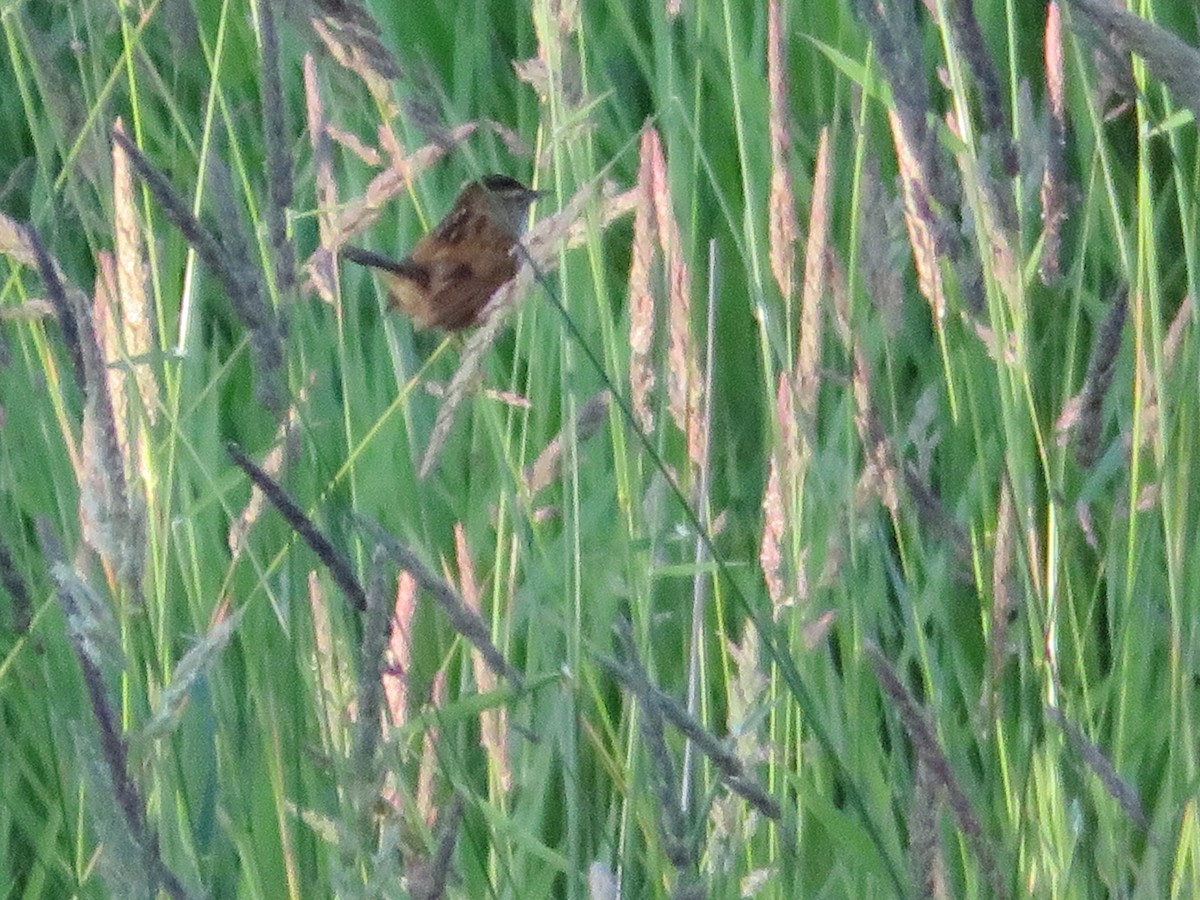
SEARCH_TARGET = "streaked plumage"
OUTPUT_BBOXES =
[341,174,543,331]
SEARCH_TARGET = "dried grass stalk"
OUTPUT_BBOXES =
[47,551,190,900]
[610,619,698,885]
[304,54,338,305]
[852,348,900,513]
[903,464,971,570]
[760,448,786,613]
[725,628,769,767]
[84,255,146,588]
[111,118,159,425]
[408,796,465,900]
[383,571,417,730]
[626,124,703,467]
[307,571,351,757]
[945,0,1018,177]
[109,130,226,291]
[797,128,831,417]
[357,517,521,687]
[761,372,802,615]
[207,157,285,414]
[144,607,243,740]
[351,545,392,807]
[27,225,141,586]
[525,389,611,496]
[628,127,659,435]
[416,671,448,827]
[767,0,797,303]
[654,151,701,471]
[605,619,781,823]
[907,759,950,899]
[113,130,285,413]
[860,0,984,317]
[890,110,948,321]
[454,524,511,794]
[227,442,368,612]
[860,0,959,211]
[947,116,1016,294]
[92,256,128,471]
[309,0,400,103]
[25,224,87,391]
[1040,2,1068,285]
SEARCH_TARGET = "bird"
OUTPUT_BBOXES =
[340,174,545,331]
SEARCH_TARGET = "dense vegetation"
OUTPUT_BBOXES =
[2,0,1199,896]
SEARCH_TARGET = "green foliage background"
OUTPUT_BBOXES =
[2,0,1199,896]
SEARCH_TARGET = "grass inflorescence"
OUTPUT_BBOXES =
[2,0,1200,896]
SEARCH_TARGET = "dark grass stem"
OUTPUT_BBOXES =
[354,516,522,689]
[26,224,86,394]
[41,523,191,900]
[1046,706,1148,829]
[351,545,392,840]
[866,641,1006,900]
[409,796,465,900]
[226,442,367,612]
[614,619,694,874]
[112,130,285,413]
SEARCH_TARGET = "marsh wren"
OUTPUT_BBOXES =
[341,174,545,331]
